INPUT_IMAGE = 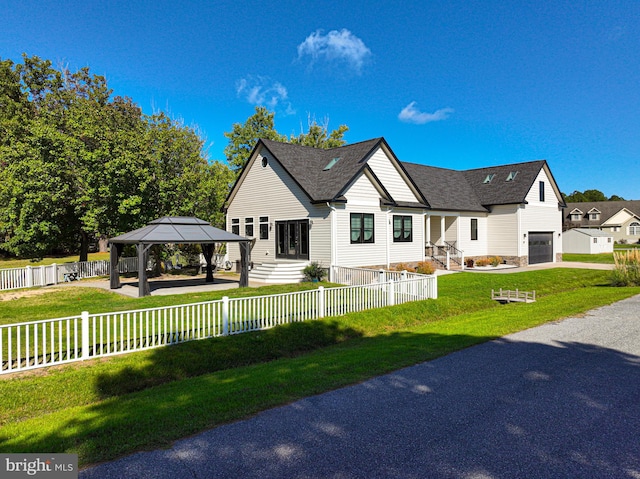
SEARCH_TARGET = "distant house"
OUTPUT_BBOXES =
[563,201,640,244]
[563,228,614,254]
[224,138,565,282]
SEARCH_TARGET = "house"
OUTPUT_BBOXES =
[562,228,614,254]
[563,201,640,244]
[224,138,565,282]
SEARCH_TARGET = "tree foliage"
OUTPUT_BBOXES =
[562,189,625,202]
[0,55,232,261]
[224,106,348,173]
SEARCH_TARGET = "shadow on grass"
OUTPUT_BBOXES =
[94,319,365,398]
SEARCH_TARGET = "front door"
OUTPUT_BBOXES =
[276,220,309,260]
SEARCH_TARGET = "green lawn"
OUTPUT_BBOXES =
[0,268,638,467]
[563,253,615,264]
[0,253,111,270]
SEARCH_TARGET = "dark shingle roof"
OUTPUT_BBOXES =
[462,160,548,206]
[244,139,551,211]
[260,138,382,202]
[401,163,487,212]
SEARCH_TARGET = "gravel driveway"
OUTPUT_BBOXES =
[81,294,640,479]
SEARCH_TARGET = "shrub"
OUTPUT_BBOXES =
[475,258,490,267]
[303,262,327,282]
[393,262,416,272]
[415,261,436,275]
[611,250,640,286]
[465,258,475,268]
[490,256,502,267]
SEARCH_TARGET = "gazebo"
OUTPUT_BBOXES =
[108,216,251,297]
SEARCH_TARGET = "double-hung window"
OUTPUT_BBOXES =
[393,215,412,242]
[231,218,239,235]
[245,217,254,237]
[259,216,269,240]
[350,213,375,244]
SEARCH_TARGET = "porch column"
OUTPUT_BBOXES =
[425,214,431,244]
[440,216,446,245]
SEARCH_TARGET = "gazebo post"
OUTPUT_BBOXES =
[202,243,214,283]
[138,243,152,297]
[239,241,249,287]
[109,243,123,289]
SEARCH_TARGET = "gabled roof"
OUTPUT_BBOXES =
[227,138,559,212]
[563,201,640,225]
[462,160,550,206]
[259,138,383,203]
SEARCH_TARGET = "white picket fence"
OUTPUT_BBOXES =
[331,265,438,298]
[0,258,138,292]
[0,276,437,374]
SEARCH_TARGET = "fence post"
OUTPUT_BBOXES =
[81,311,90,360]
[26,266,33,288]
[379,269,385,284]
[387,279,395,306]
[222,296,229,336]
[318,286,325,318]
[52,263,58,285]
[39,265,46,286]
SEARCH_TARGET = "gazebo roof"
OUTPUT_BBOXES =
[109,216,249,244]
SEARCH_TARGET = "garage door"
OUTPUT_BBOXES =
[528,232,553,264]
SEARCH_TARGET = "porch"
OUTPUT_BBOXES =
[425,214,465,270]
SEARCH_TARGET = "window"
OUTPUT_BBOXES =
[483,174,495,184]
[589,213,599,220]
[261,157,268,168]
[570,213,581,221]
[259,216,269,240]
[245,217,254,237]
[393,215,412,242]
[630,222,640,236]
[350,213,375,244]
[608,237,612,243]
[539,181,545,202]
[506,171,518,181]
[231,218,239,235]
[593,238,597,244]
[471,218,478,241]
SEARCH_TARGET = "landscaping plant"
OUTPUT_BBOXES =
[611,249,640,286]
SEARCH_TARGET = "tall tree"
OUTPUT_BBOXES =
[0,55,232,261]
[224,107,349,173]
[563,189,623,203]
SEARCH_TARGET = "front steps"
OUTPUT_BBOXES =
[249,262,307,284]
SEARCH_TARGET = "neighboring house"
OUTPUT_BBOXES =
[562,228,614,254]
[224,138,565,280]
[563,201,640,244]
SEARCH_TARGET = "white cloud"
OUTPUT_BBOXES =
[398,102,454,124]
[236,76,294,114]
[297,29,371,74]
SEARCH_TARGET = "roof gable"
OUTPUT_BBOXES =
[564,201,640,225]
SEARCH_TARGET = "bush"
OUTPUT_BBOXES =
[415,261,436,275]
[465,258,475,268]
[611,250,640,286]
[490,256,502,267]
[475,258,490,267]
[393,262,416,272]
[303,261,327,282]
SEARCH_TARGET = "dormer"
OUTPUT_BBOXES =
[587,208,601,221]
[569,208,583,222]
[483,173,495,184]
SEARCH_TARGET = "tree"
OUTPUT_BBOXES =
[563,189,624,203]
[223,107,349,173]
[0,55,233,261]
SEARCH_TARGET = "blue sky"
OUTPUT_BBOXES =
[2,0,639,199]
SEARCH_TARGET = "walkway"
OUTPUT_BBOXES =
[80,292,640,479]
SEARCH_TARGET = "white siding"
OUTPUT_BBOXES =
[226,149,331,264]
[335,205,388,267]
[388,209,424,263]
[487,205,520,256]
[367,148,421,203]
[457,213,489,257]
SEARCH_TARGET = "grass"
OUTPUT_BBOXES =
[562,252,615,264]
[0,253,112,270]
[0,269,638,467]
